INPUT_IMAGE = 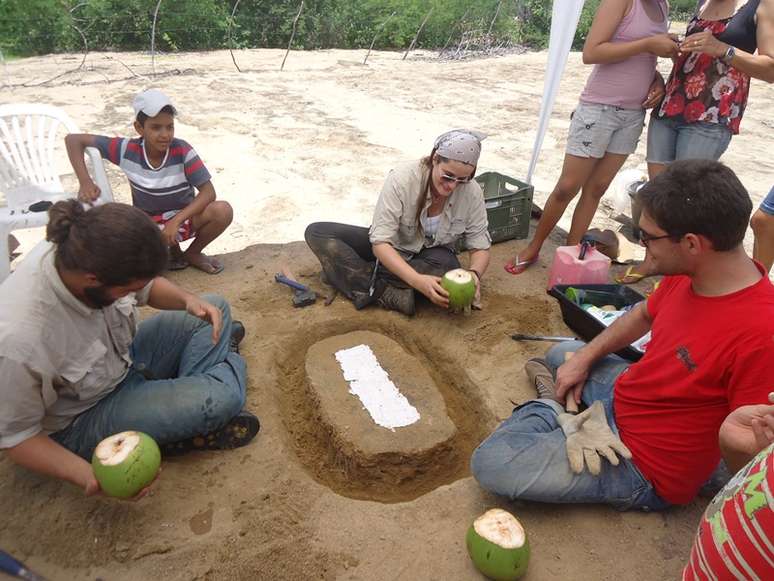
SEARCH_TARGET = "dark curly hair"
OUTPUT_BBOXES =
[638,160,752,251]
[46,200,168,285]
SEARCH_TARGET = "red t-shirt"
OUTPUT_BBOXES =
[614,266,774,504]
[683,443,774,580]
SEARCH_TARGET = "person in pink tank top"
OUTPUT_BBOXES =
[505,0,678,275]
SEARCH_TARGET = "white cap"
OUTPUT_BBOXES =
[132,89,175,118]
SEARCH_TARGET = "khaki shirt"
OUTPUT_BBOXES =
[369,160,491,255]
[0,243,152,448]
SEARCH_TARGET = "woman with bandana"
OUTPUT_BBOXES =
[305,129,491,316]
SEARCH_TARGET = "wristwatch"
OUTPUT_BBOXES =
[721,45,736,65]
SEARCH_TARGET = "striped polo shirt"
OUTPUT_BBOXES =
[683,443,774,580]
[94,136,211,214]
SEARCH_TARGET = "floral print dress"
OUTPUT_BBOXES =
[656,17,751,134]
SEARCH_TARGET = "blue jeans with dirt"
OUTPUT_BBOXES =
[470,341,670,511]
[51,295,247,459]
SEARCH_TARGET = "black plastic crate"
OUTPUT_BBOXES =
[548,284,647,361]
[475,171,534,243]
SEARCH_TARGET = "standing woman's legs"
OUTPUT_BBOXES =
[647,161,668,179]
[567,107,645,244]
[614,116,677,283]
[567,153,629,244]
[506,153,599,269]
[751,187,774,273]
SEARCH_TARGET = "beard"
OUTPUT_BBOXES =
[84,285,117,308]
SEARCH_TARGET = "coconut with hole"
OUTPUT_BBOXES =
[92,431,161,498]
[441,268,476,314]
[466,508,530,580]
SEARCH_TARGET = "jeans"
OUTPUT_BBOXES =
[304,222,460,307]
[470,341,670,511]
[646,116,732,165]
[50,295,248,459]
[759,185,774,216]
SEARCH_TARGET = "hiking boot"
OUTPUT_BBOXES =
[352,290,375,310]
[377,285,415,316]
[524,358,557,400]
[229,320,246,353]
[161,410,261,456]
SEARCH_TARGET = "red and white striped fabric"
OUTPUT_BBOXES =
[683,443,774,580]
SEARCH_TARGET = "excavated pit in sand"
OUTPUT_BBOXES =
[306,330,458,484]
[276,318,494,503]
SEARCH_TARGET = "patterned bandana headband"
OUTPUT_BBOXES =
[433,129,487,167]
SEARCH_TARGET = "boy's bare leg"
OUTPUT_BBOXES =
[185,200,233,274]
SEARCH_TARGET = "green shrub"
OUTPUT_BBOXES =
[0,0,614,55]
[513,0,601,50]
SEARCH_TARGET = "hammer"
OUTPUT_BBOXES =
[274,269,316,307]
[0,550,51,581]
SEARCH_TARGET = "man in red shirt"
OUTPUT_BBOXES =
[471,159,774,510]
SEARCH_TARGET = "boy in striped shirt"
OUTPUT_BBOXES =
[65,89,232,274]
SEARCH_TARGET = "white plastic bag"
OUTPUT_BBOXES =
[610,168,647,216]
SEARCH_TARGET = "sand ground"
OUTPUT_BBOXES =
[1,47,772,580]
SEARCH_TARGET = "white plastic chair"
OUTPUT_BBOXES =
[0,103,113,281]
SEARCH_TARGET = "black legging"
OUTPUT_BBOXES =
[304,222,460,308]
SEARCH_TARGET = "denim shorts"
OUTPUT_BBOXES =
[566,102,646,159]
[760,186,774,216]
[646,116,732,164]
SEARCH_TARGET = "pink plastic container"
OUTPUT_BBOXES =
[546,242,611,289]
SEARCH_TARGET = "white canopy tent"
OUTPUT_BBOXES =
[526,0,587,184]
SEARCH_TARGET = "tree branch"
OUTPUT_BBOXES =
[281,0,305,71]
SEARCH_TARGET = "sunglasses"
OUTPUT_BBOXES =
[638,228,679,247]
[439,171,473,184]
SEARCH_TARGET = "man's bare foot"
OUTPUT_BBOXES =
[184,252,224,275]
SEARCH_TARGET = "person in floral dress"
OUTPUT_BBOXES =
[617,0,773,284]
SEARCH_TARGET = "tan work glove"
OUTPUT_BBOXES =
[557,401,632,476]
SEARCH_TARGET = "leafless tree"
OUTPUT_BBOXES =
[403,8,434,61]
[228,0,243,72]
[364,11,396,65]
[488,0,504,36]
[281,0,305,71]
[151,0,163,75]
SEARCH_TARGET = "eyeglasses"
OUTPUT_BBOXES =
[638,228,678,247]
[439,171,473,184]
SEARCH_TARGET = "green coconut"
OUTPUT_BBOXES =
[466,509,530,581]
[441,268,477,313]
[92,431,161,499]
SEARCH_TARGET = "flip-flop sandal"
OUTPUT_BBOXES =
[504,255,537,275]
[614,265,647,284]
[167,257,189,271]
[188,255,224,275]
